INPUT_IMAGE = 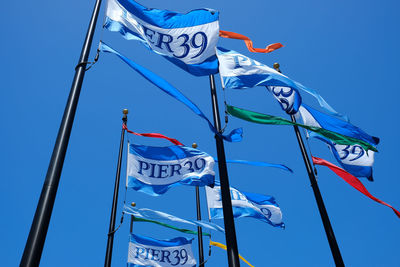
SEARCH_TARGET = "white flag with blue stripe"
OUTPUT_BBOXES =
[127,143,215,196]
[205,184,284,228]
[127,234,196,267]
[105,0,219,76]
[313,135,375,181]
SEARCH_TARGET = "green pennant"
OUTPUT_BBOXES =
[132,217,211,237]
[226,104,377,152]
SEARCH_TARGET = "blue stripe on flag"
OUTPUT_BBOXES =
[117,0,219,28]
[303,104,379,146]
[127,174,215,196]
[99,42,242,142]
[130,233,193,247]
[130,144,206,161]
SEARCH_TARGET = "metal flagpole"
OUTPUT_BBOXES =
[273,63,345,267]
[104,109,128,267]
[191,143,205,267]
[20,0,103,266]
[208,74,240,267]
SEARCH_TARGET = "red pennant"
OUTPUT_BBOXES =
[123,125,183,146]
[312,156,400,219]
[219,30,283,53]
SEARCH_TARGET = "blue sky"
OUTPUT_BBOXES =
[2,0,399,266]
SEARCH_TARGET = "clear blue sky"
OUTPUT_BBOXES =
[2,0,399,266]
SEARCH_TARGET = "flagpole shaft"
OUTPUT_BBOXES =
[195,186,205,267]
[104,110,128,267]
[290,115,344,266]
[208,75,240,267]
[19,0,102,266]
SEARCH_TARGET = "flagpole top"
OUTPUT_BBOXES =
[273,63,281,73]
[123,109,129,115]
[131,202,136,207]
[192,143,198,149]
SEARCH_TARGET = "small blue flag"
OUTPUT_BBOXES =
[298,104,379,147]
[105,0,219,76]
[127,143,215,196]
[127,234,196,266]
[99,42,243,143]
[206,184,284,228]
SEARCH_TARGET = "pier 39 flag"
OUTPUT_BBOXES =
[217,47,301,114]
[127,143,215,196]
[105,0,219,76]
[313,135,375,181]
[206,184,284,228]
[128,234,196,267]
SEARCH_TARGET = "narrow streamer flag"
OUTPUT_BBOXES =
[127,143,215,196]
[298,104,379,147]
[215,159,293,173]
[210,240,254,267]
[127,233,196,267]
[217,48,345,118]
[226,104,377,152]
[123,125,183,146]
[312,157,400,218]
[219,30,283,54]
[124,205,225,233]
[133,216,211,237]
[100,42,242,142]
[105,0,219,76]
[206,184,284,228]
[312,135,375,181]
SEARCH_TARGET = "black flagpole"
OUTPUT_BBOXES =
[273,63,344,266]
[208,74,240,267]
[104,109,128,267]
[20,0,103,266]
[192,143,205,267]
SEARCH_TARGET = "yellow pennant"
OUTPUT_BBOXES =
[209,240,255,267]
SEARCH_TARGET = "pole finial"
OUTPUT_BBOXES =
[273,63,281,73]
[131,202,136,207]
[123,109,129,115]
[192,143,198,149]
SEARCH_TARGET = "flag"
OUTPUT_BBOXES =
[205,184,284,228]
[312,157,400,219]
[219,30,283,54]
[218,159,293,173]
[312,135,375,181]
[217,47,345,118]
[105,0,219,76]
[100,42,243,143]
[226,104,378,152]
[124,205,225,233]
[127,234,196,267]
[298,104,379,147]
[127,143,215,196]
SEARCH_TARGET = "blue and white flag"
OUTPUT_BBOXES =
[312,135,375,181]
[105,0,219,76]
[127,234,196,267]
[205,184,284,228]
[298,104,380,147]
[127,143,215,196]
[124,205,225,233]
[217,47,347,118]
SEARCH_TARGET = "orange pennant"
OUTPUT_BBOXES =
[219,30,283,53]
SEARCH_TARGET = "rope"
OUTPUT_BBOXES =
[209,240,255,267]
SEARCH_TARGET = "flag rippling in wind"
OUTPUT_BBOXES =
[105,0,219,76]
[127,143,215,196]
[206,184,284,228]
[124,205,225,233]
[298,104,379,147]
[313,135,375,181]
[127,234,196,267]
